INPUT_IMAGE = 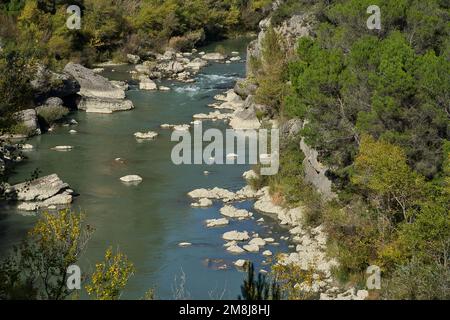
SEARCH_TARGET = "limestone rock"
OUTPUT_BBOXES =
[139,76,158,90]
[120,175,143,183]
[223,230,250,242]
[243,244,260,253]
[77,97,134,113]
[202,53,226,60]
[205,218,229,228]
[64,63,125,99]
[220,205,251,219]
[134,131,158,140]
[191,198,213,208]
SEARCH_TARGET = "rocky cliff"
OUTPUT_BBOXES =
[244,6,336,200]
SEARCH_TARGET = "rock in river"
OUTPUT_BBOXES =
[64,63,134,113]
[191,198,213,208]
[227,245,245,254]
[249,237,266,247]
[234,259,248,268]
[223,230,250,242]
[220,205,251,219]
[120,175,143,183]
[77,97,134,114]
[52,145,74,151]
[9,174,73,211]
[139,76,158,90]
[134,131,158,140]
[64,63,125,99]
[205,218,229,228]
[202,53,226,61]
[243,244,260,253]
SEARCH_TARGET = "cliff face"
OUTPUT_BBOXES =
[245,9,337,200]
[246,13,314,76]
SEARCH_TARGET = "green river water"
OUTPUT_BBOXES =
[0,38,291,299]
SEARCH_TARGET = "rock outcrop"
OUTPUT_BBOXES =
[220,205,252,219]
[9,174,74,211]
[139,76,158,90]
[202,53,226,61]
[247,13,313,75]
[77,98,134,114]
[11,109,41,138]
[300,138,337,200]
[254,187,304,226]
[229,101,262,130]
[31,65,80,102]
[223,230,250,242]
[64,63,134,113]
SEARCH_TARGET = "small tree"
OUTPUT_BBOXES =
[352,135,426,223]
[0,210,94,300]
[239,263,281,300]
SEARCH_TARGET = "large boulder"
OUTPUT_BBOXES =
[31,65,80,102]
[77,97,134,114]
[127,54,141,64]
[234,79,258,99]
[135,64,153,75]
[243,95,270,115]
[13,109,41,137]
[64,63,125,100]
[186,58,208,70]
[139,76,158,90]
[166,61,185,74]
[229,97,261,130]
[64,63,134,113]
[11,174,69,201]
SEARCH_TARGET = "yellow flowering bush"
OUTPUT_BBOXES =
[86,247,135,300]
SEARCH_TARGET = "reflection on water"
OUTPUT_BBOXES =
[0,38,291,299]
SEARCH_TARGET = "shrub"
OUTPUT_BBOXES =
[168,29,205,51]
[239,263,281,300]
[37,105,69,125]
[383,257,450,300]
[271,263,321,300]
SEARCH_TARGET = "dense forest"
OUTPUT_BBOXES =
[0,0,449,300]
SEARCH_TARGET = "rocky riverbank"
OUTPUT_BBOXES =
[182,9,369,299]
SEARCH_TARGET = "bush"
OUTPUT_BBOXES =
[36,105,69,125]
[239,263,281,300]
[271,263,321,300]
[383,257,450,300]
[168,29,205,51]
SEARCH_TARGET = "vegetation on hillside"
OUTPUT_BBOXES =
[251,0,449,299]
[0,0,273,68]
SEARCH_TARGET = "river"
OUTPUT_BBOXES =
[0,38,291,299]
